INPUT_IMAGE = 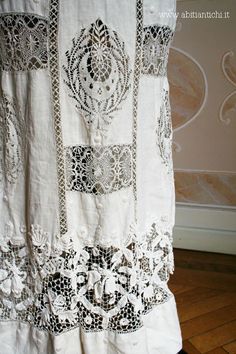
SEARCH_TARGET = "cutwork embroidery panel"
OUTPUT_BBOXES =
[0,13,48,71]
[63,0,144,222]
[63,18,132,137]
[141,24,174,76]
[65,144,133,195]
[0,92,25,185]
[0,218,174,334]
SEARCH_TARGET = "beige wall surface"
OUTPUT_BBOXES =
[170,0,236,208]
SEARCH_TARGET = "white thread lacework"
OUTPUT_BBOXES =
[49,0,68,236]
[156,85,174,175]
[0,92,25,186]
[132,0,143,224]
[65,144,133,194]
[0,217,174,334]
[141,24,174,76]
[0,13,48,71]
[63,17,132,138]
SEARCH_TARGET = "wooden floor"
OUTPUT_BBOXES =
[169,248,236,354]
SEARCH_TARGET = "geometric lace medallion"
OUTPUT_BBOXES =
[65,144,133,194]
[0,13,48,71]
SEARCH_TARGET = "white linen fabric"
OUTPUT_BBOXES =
[0,0,182,353]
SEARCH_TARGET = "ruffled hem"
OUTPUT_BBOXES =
[0,295,182,354]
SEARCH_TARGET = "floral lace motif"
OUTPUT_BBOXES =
[63,18,132,137]
[0,13,48,71]
[0,218,174,334]
[0,92,25,185]
[157,87,173,175]
[141,24,174,76]
[65,144,133,194]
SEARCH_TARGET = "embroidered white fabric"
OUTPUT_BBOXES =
[0,0,182,353]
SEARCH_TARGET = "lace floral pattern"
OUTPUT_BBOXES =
[0,13,48,71]
[157,87,173,175]
[0,92,25,186]
[63,18,132,137]
[0,218,174,334]
[141,24,174,76]
[65,144,133,194]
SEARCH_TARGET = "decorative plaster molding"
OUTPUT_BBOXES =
[170,46,208,132]
[219,51,236,125]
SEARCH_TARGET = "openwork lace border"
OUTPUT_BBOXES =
[0,217,174,335]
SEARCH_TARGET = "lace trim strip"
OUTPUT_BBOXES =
[48,0,68,235]
[132,0,143,223]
